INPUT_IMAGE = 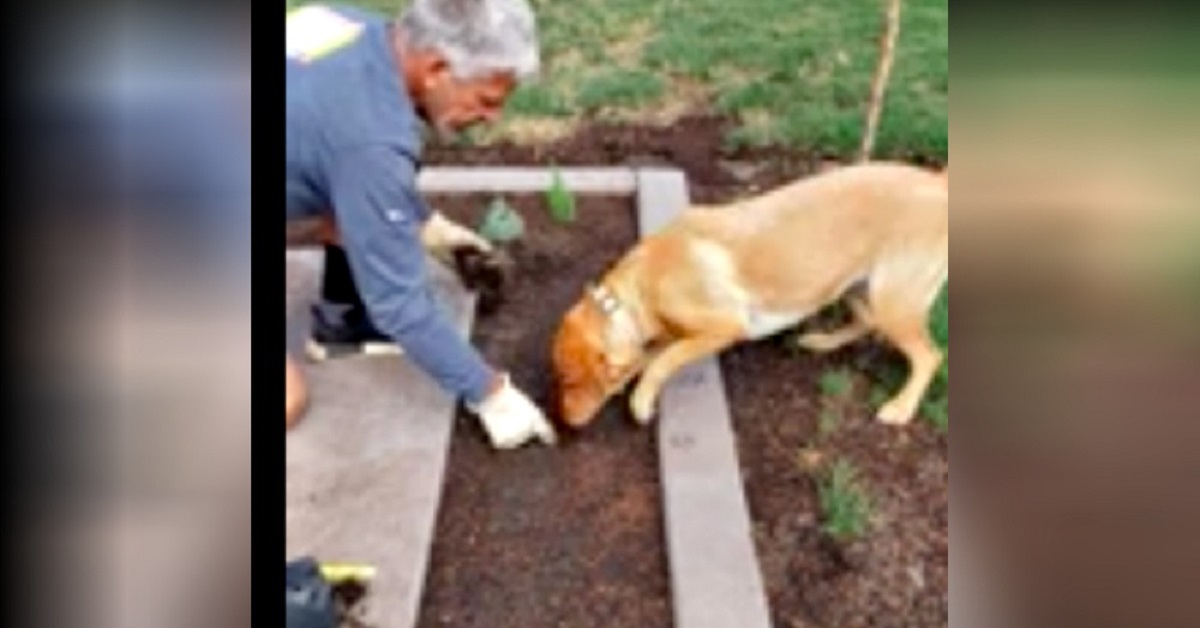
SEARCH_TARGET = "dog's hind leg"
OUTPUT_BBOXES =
[868,259,946,426]
[795,296,874,353]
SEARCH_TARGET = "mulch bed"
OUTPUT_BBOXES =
[420,113,948,627]
[417,194,671,628]
[723,339,949,627]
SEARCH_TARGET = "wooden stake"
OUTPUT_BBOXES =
[858,0,903,163]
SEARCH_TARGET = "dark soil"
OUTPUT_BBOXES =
[332,581,370,628]
[421,114,948,627]
[723,339,949,628]
[417,194,670,628]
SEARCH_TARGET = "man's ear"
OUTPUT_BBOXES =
[428,54,449,79]
[414,49,451,90]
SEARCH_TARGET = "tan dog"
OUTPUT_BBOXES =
[551,161,947,429]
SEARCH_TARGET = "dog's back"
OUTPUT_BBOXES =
[720,162,947,425]
[674,162,945,315]
[566,162,949,427]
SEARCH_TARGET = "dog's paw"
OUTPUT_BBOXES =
[794,332,843,354]
[629,392,658,426]
[876,401,915,426]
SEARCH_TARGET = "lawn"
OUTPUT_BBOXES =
[304,0,948,161]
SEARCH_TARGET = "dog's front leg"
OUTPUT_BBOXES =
[630,333,738,424]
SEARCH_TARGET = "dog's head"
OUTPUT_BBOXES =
[551,284,648,428]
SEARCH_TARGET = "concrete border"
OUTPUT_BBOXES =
[417,166,637,194]
[637,169,773,628]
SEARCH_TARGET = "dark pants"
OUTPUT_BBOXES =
[286,558,336,628]
[286,215,379,337]
[313,242,379,336]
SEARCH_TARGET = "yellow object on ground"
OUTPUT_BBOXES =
[318,563,377,583]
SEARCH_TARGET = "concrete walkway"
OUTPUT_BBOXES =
[286,250,474,628]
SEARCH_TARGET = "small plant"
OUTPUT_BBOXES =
[922,396,948,432]
[818,368,854,400]
[545,166,576,223]
[818,407,841,437]
[817,459,873,542]
[478,196,525,244]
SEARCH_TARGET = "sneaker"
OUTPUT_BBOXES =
[304,303,404,362]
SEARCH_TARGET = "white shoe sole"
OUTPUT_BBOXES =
[304,338,405,362]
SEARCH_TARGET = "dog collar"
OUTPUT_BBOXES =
[588,283,643,348]
[589,283,622,315]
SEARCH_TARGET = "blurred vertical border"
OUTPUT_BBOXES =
[953,2,1200,627]
[8,2,263,627]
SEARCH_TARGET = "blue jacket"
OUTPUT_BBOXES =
[286,4,493,403]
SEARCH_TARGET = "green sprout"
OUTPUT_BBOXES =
[817,459,873,542]
[545,167,576,223]
[478,196,525,243]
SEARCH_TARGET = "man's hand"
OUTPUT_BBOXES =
[421,211,511,314]
[469,373,557,449]
[420,211,493,261]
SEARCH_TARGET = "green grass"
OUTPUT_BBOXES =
[322,0,947,161]
[925,286,949,430]
[817,459,874,542]
[575,69,665,111]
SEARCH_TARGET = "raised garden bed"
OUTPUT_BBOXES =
[421,136,949,626]
[415,192,673,628]
[724,340,949,627]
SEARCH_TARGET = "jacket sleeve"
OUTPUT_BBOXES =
[327,144,494,403]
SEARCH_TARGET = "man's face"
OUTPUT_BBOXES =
[416,56,516,136]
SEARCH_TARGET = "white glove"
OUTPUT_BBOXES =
[421,211,494,265]
[469,374,557,449]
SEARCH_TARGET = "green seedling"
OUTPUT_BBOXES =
[817,459,873,542]
[478,196,525,243]
[546,167,576,223]
[818,368,854,401]
[818,406,841,437]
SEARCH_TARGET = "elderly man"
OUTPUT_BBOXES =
[285,0,555,449]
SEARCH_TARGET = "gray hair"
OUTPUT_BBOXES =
[397,0,540,82]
